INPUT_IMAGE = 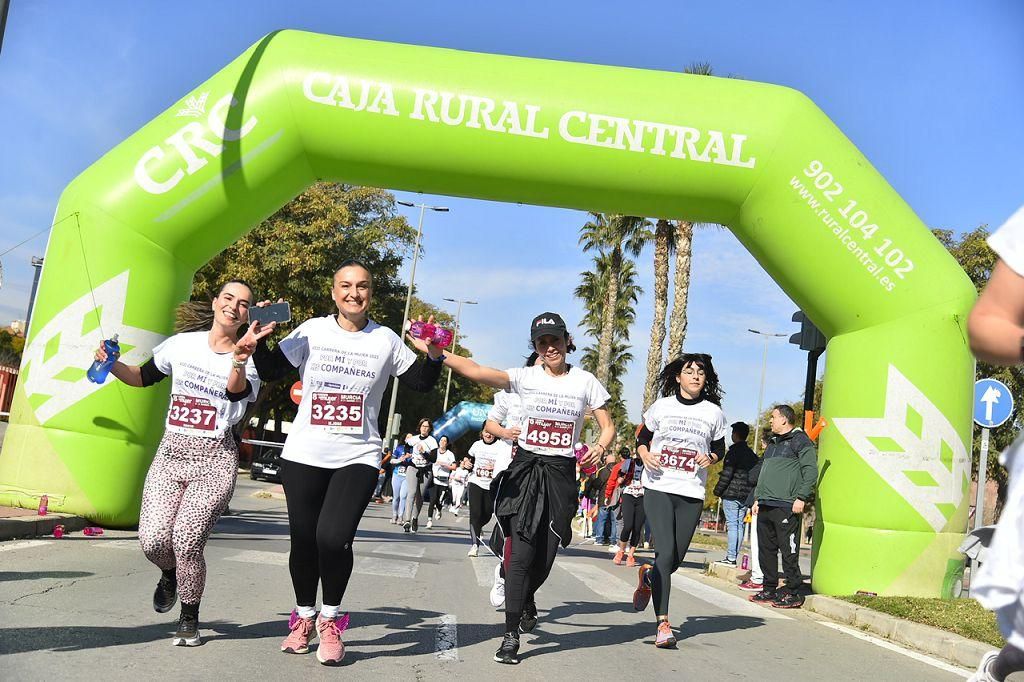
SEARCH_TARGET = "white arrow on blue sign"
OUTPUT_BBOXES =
[974,378,1014,428]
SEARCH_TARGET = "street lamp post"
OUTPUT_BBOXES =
[748,328,787,453]
[382,201,449,449]
[441,297,477,412]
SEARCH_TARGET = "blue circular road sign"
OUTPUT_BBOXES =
[974,378,1014,428]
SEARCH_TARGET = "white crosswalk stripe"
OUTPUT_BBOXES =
[435,614,459,661]
[223,548,420,578]
[557,558,634,602]
[0,540,51,552]
[471,555,499,587]
[373,543,425,558]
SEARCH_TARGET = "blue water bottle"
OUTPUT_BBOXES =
[87,334,120,384]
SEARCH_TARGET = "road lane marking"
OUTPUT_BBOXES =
[472,556,499,587]
[557,559,636,602]
[435,614,459,661]
[817,621,970,678]
[225,549,289,566]
[354,556,419,578]
[670,573,790,621]
[0,540,52,552]
[373,543,425,558]
[91,540,137,549]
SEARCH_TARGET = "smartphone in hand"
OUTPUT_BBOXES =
[249,301,291,326]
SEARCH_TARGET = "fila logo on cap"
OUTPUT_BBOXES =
[536,318,556,325]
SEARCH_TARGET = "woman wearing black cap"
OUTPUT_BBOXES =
[440,312,615,665]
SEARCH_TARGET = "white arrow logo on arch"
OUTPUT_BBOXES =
[832,365,970,533]
[21,271,166,424]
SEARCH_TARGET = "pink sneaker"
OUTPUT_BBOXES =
[626,554,637,568]
[613,550,625,565]
[655,620,677,648]
[281,610,316,654]
[316,613,350,665]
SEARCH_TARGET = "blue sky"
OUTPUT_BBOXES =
[0,1,1021,424]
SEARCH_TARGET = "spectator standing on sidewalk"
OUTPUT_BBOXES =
[713,421,758,566]
[590,451,620,545]
[738,429,769,592]
[749,406,817,609]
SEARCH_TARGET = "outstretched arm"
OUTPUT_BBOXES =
[968,260,1024,365]
[440,354,510,390]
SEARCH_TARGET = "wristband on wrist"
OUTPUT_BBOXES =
[231,358,246,369]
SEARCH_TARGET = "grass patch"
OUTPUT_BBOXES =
[691,533,727,549]
[837,595,1005,648]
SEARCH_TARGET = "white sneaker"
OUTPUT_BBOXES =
[426,520,433,529]
[969,650,1000,682]
[468,545,479,557]
[489,563,506,607]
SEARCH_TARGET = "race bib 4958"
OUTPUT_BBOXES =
[524,417,574,450]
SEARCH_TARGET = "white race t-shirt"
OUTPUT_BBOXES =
[433,449,456,485]
[506,365,610,457]
[152,331,261,438]
[488,390,526,444]
[641,397,728,499]
[467,438,513,490]
[277,316,416,469]
[622,460,645,498]
[405,434,439,470]
[988,205,1024,276]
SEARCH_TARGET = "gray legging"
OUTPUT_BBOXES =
[403,469,433,524]
[643,487,703,617]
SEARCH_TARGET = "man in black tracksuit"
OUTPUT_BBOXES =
[750,404,818,609]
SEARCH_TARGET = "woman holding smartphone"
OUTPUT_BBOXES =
[236,259,444,666]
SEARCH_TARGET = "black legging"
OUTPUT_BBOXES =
[503,504,561,629]
[428,483,450,518]
[619,494,646,547]
[467,482,494,545]
[643,488,702,617]
[280,460,378,607]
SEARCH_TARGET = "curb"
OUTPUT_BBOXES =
[703,562,991,670]
[0,513,90,541]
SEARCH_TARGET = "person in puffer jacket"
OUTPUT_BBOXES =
[713,422,759,566]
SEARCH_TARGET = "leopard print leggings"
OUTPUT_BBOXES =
[138,430,237,605]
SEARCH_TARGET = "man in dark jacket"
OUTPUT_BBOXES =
[713,422,758,566]
[749,405,817,609]
[590,451,620,545]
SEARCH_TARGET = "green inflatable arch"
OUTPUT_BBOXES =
[0,31,976,597]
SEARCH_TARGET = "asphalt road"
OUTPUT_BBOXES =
[0,476,972,680]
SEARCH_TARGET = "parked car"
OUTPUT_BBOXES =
[250,445,284,483]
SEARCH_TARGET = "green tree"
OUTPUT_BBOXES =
[0,330,23,368]
[934,225,1017,506]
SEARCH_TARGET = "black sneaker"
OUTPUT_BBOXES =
[153,570,177,614]
[749,589,777,604]
[717,558,737,567]
[493,631,520,664]
[519,601,538,633]
[412,518,418,533]
[172,611,202,647]
[771,592,804,609]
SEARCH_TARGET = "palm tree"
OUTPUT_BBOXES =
[575,255,643,342]
[642,218,673,410]
[578,213,652,386]
[664,61,719,362]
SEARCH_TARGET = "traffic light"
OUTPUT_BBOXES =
[791,311,826,353]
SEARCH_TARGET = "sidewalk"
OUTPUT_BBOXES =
[0,505,89,541]
[703,560,992,670]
